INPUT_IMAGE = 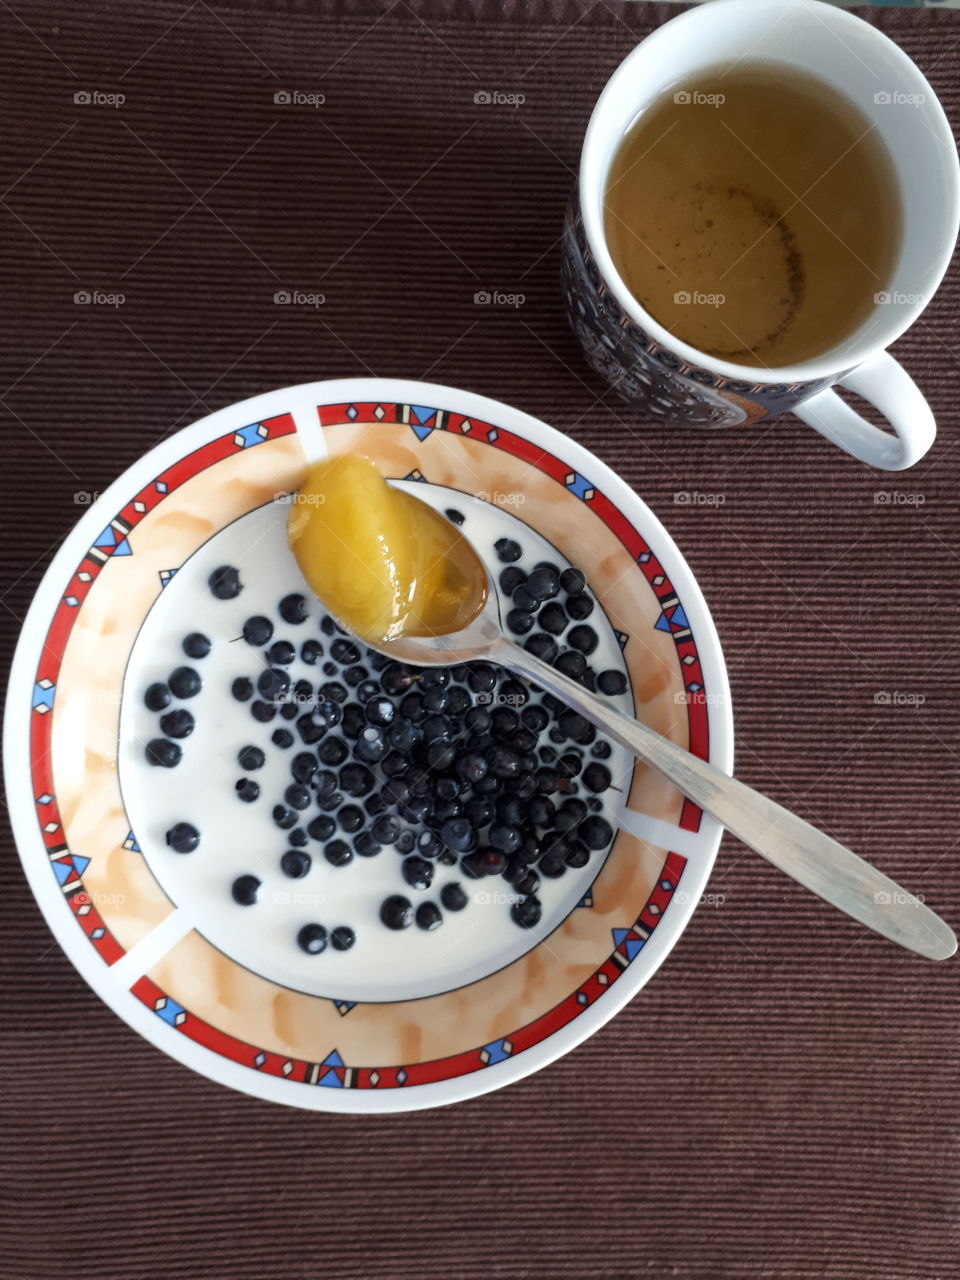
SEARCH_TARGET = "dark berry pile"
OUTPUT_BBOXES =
[151,531,626,957]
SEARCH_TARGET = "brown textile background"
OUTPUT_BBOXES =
[2,3,958,1278]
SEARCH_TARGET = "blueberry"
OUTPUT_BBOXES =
[512,586,537,613]
[560,567,586,595]
[538,853,566,878]
[387,720,420,752]
[285,783,311,811]
[281,849,312,878]
[538,602,567,635]
[372,814,401,845]
[365,697,395,727]
[320,681,348,705]
[422,686,448,715]
[402,855,434,890]
[440,817,478,854]
[314,770,339,798]
[355,830,381,858]
[169,666,201,699]
[420,669,449,689]
[564,841,590,868]
[583,762,612,793]
[555,651,587,682]
[307,813,336,841]
[514,869,540,897]
[399,691,425,722]
[146,738,181,768]
[236,778,260,803]
[422,713,451,743]
[467,664,497,694]
[416,901,443,931]
[338,804,364,833]
[380,664,415,695]
[556,798,587,831]
[251,700,276,723]
[464,705,491,734]
[144,681,171,711]
[297,638,321,666]
[182,631,211,659]
[258,667,290,702]
[511,896,542,928]
[209,565,242,600]
[267,640,295,666]
[242,616,273,646]
[231,874,260,905]
[331,638,361,664]
[395,828,416,854]
[465,797,494,827]
[291,752,317,783]
[479,848,508,877]
[490,707,519,740]
[279,593,308,624]
[494,537,522,563]
[445,507,465,526]
[489,823,521,855]
[355,727,386,763]
[527,566,560,602]
[592,740,612,759]
[594,667,626,695]
[289,828,308,848]
[488,746,522,780]
[427,742,456,772]
[581,815,614,850]
[559,709,592,743]
[340,762,375,796]
[435,775,461,801]
[159,708,194,739]
[524,633,559,664]
[418,829,442,857]
[536,768,559,794]
[528,796,556,827]
[238,744,265,770]
[520,704,549,733]
[231,677,253,705]
[318,736,348,766]
[343,665,368,688]
[165,822,199,853]
[338,704,364,739]
[499,566,526,596]
[324,839,353,867]
[401,795,431,824]
[320,615,337,636]
[567,594,595,621]
[507,608,535,635]
[365,792,387,817]
[331,925,355,951]
[274,804,298,830]
[557,751,583,779]
[440,882,468,911]
[380,895,413,930]
[297,923,327,954]
[272,728,294,749]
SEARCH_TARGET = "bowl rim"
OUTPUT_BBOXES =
[4,376,734,1112]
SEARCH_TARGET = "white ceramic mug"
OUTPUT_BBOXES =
[561,0,960,470]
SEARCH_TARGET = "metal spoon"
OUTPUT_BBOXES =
[359,539,956,962]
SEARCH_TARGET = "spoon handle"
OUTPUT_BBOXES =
[498,640,956,962]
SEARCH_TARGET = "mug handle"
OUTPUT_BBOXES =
[792,352,935,471]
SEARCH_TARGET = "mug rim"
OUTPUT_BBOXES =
[579,0,960,386]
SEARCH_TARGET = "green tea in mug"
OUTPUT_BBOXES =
[603,63,902,367]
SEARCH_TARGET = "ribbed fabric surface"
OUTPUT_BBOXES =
[1,3,958,1277]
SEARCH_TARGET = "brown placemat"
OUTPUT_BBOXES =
[2,3,958,1277]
